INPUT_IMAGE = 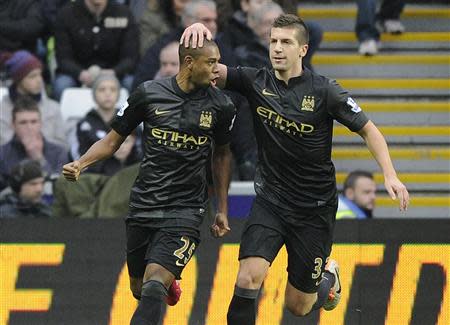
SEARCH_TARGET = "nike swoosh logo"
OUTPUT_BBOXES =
[155,108,170,116]
[262,88,278,97]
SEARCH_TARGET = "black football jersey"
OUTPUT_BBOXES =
[226,67,369,210]
[111,77,236,218]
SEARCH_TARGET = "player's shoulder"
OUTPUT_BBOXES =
[140,78,171,91]
[233,65,267,78]
[308,69,343,93]
[308,69,333,86]
[135,78,173,97]
[207,86,235,110]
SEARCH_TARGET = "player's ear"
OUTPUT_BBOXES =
[184,55,194,70]
[299,44,308,59]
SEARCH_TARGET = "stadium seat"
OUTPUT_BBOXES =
[60,87,129,122]
[0,87,8,101]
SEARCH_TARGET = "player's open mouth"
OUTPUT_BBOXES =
[210,78,218,86]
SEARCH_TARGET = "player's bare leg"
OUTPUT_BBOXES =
[284,285,318,316]
[227,257,270,325]
[130,263,175,325]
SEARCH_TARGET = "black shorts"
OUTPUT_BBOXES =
[126,215,201,280]
[239,197,337,293]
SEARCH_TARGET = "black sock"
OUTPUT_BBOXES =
[227,286,259,325]
[130,280,168,325]
[311,272,335,311]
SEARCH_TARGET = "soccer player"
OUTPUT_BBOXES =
[181,14,409,323]
[62,39,236,325]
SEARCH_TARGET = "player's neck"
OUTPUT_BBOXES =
[176,70,197,94]
[274,63,303,84]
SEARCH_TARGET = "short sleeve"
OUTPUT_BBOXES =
[111,85,148,136]
[213,95,237,146]
[225,66,258,94]
[326,79,369,132]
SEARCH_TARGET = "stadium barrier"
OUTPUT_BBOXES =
[0,219,449,325]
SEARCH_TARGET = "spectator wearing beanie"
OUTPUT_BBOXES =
[0,159,52,218]
[0,96,68,191]
[70,73,141,176]
[0,50,67,147]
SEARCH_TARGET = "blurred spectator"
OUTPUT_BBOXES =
[40,0,71,39]
[154,41,180,79]
[357,0,405,55]
[53,0,139,100]
[215,0,270,54]
[52,163,139,218]
[0,96,68,191]
[0,0,45,55]
[218,0,322,70]
[234,2,284,68]
[130,0,191,56]
[337,170,377,219]
[0,50,66,147]
[133,0,236,88]
[216,0,297,31]
[70,74,141,175]
[0,159,52,218]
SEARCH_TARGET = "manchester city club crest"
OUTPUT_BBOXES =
[301,95,315,111]
[199,111,212,128]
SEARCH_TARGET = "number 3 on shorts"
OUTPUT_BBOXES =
[312,257,323,279]
[173,236,196,267]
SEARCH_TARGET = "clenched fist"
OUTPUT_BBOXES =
[62,161,82,182]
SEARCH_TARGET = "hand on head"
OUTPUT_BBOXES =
[180,23,212,49]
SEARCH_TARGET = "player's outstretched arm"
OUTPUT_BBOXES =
[357,120,410,211]
[62,130,126,182]
[210,143,232,237]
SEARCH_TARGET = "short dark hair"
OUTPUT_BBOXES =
[272,14,309,45]
[343,170,374,192]
[12,95,40,121]
[178,38,218,63]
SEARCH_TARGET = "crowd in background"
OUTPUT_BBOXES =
[0,0,406,218]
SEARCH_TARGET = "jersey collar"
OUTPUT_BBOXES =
[171,76,208,99]
[272,66,311,88]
